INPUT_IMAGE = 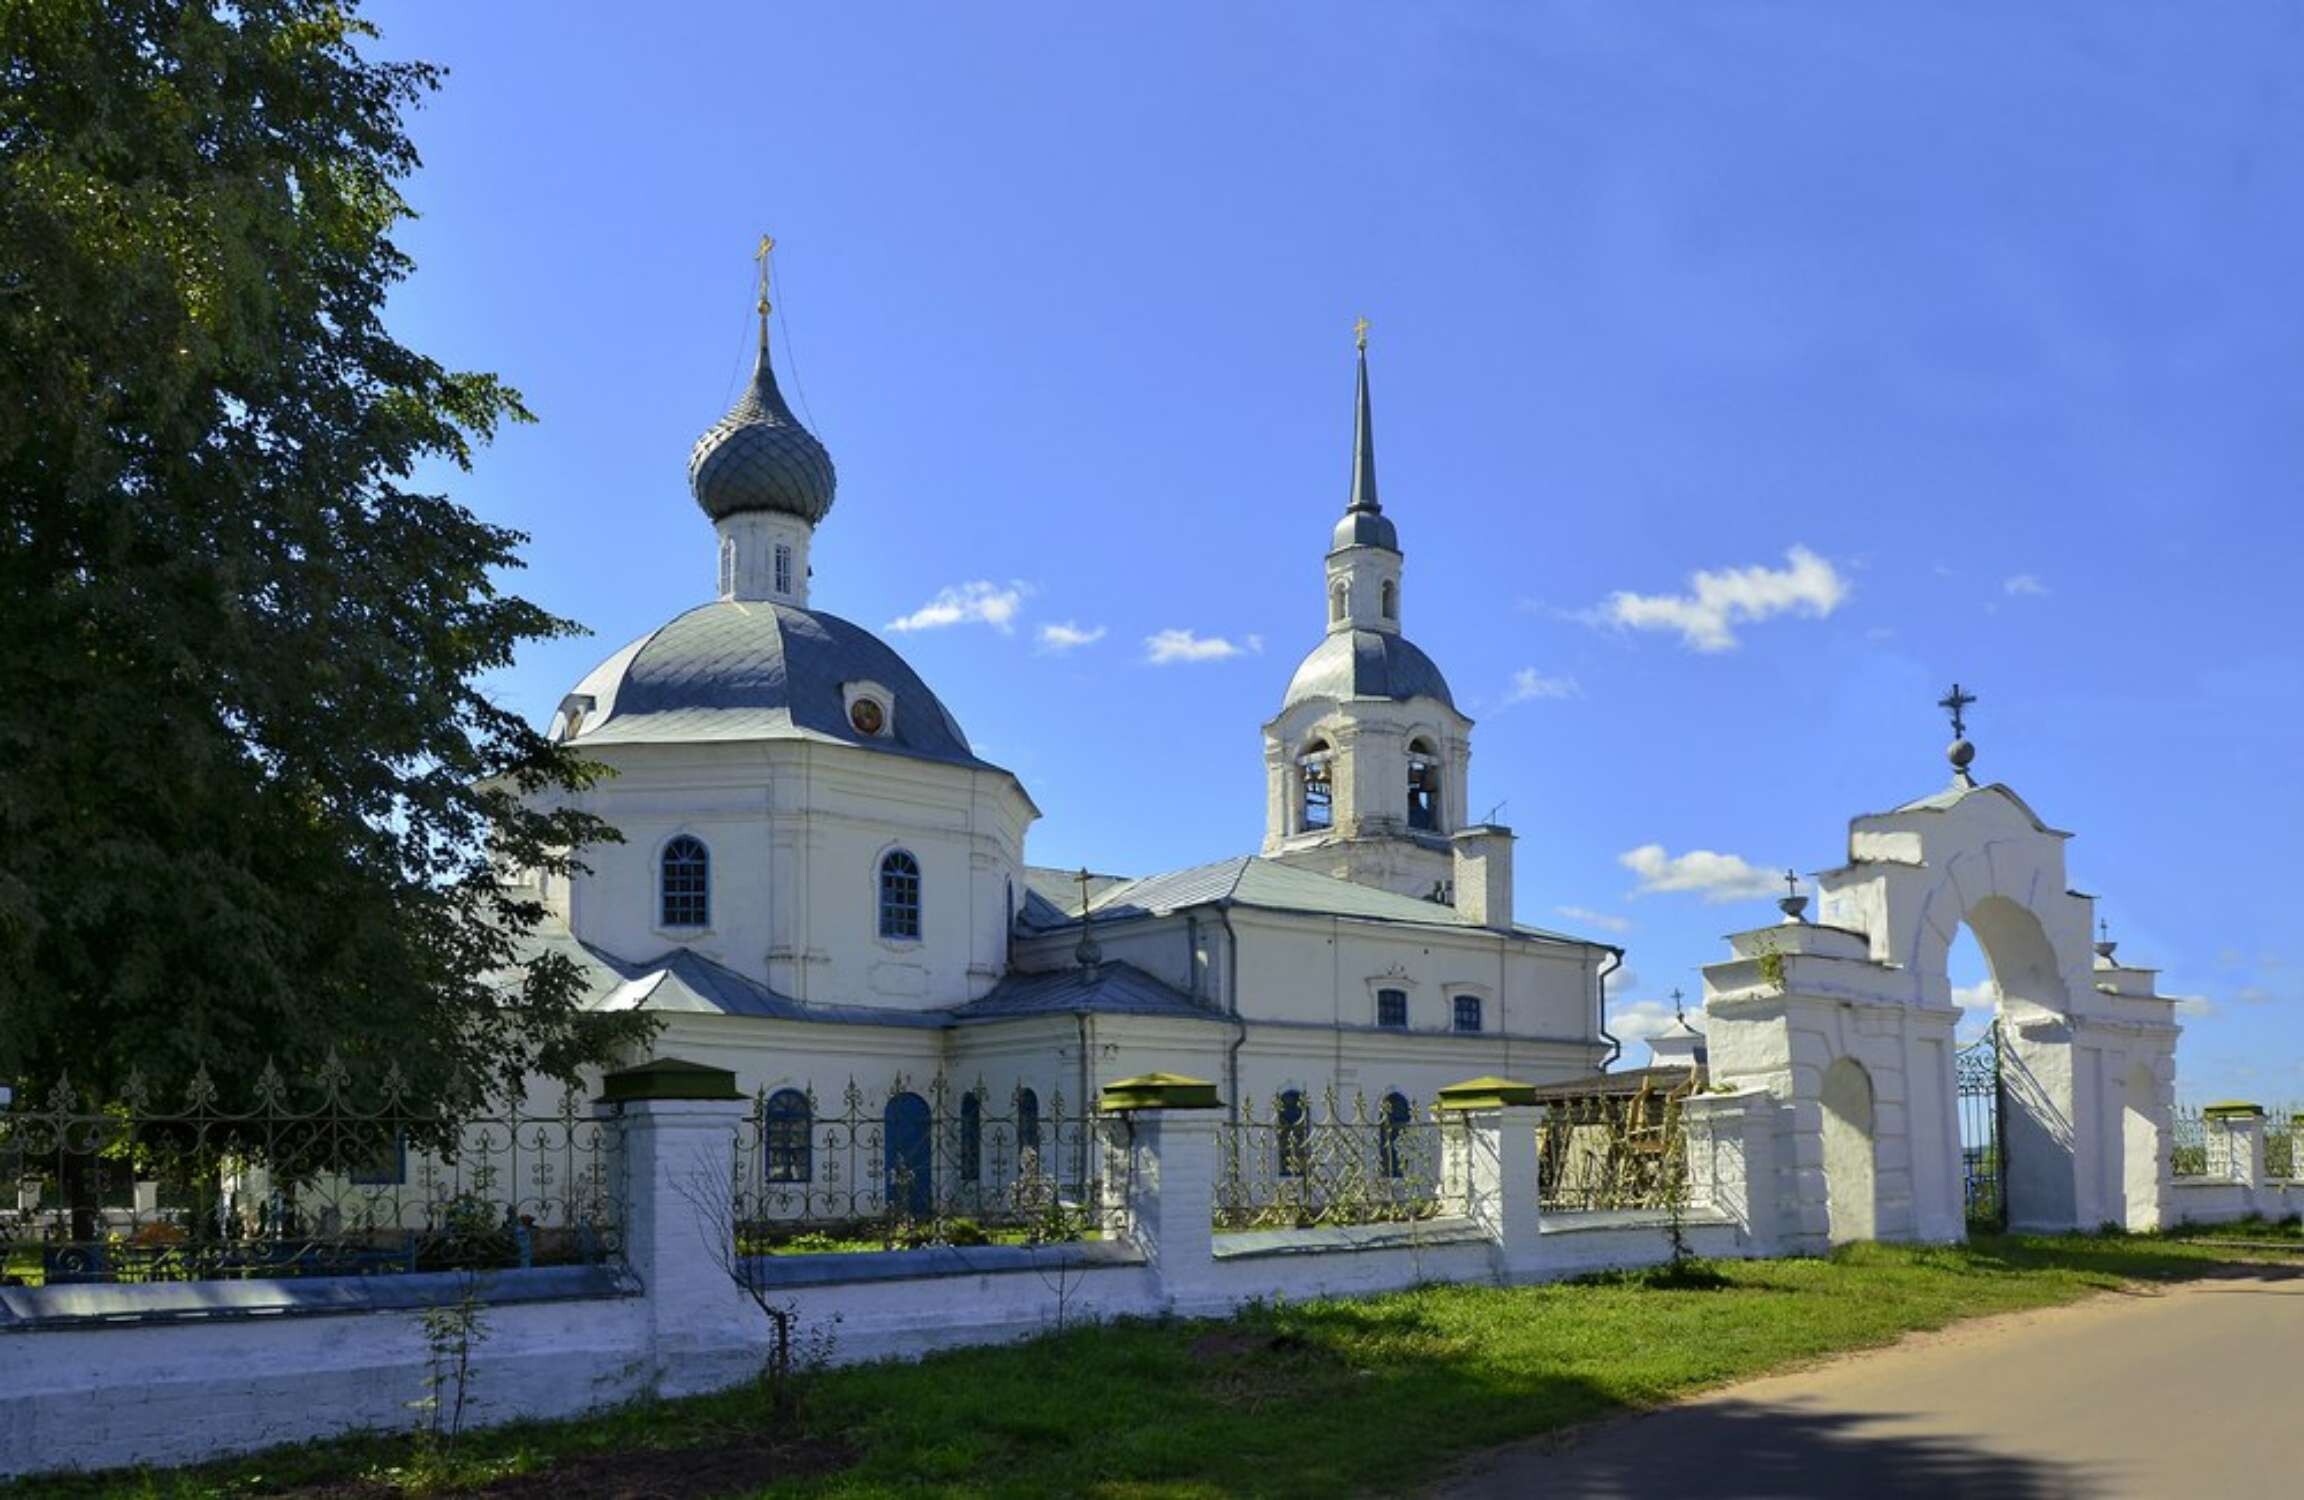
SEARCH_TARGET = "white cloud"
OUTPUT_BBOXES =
[2003,574,2049,597]
[1604,964,1641,998]
[1619,843,1783,903]
[1506,668,1582,703]
[1557,905,1631,934]
[1144,629,1262,665]
[2175,995,2216,1018]
[1952,981,1998,1017]
[1036,621,1106,653]
[887,580,1028,634]
[1595,545,1849,652]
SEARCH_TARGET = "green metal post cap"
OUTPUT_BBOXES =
[598,1057,744,1103]
[1435,1076,1541,1111]
[1099,1072,1222,1112]
[2201,1101,2267,1119]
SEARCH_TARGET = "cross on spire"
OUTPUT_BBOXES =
[1783,868,1800,902]
[1670,986,1686,1020]
[753,233,776,318]
[1939,682,1977,740]
[1073,866,1102,970]
[1354,314,1370,351]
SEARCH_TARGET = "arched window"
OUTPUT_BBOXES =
[717,536,736,597]
[1380,1092,1413,1178]
[879,850,921,939]
[1276,1089,1310,1178]
[1017,1087,1042,1157]
[764,1089,812,1184]
[1299,740,1333,832]
[1381,578,1397,620]
[773,542,794,595]
[1407,740,1439,833]
[1330,581,1348,623]
[959,1092,983,1184]
[660,836,710,928]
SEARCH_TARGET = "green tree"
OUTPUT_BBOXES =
[0,0,653,1109]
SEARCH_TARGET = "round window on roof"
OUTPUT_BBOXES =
[849,697,885,736]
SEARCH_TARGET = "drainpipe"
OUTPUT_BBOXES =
[1596,945,1625,1070]
[1218,900,1247,1121]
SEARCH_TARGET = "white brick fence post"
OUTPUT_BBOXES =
[1099,1073,1224,1313]
[600,1058,757,1396]
[1437,1078,1544,1282]
[2203,1103,2267,1192]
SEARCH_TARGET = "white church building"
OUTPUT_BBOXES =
[507,287,1622,1127]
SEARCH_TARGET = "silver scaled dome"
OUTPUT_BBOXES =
[687,322,837,525]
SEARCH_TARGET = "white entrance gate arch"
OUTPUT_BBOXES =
[1703,771,2184,1248]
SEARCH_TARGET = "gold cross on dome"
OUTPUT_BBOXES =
[1353,315,1370,351]
[754,233,777,315]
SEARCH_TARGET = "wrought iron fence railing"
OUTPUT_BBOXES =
[730,1076,1114,1252]
[1213,1088,1459,1232]
[1537,1079,1692,1214]
[2170,1105,2208,1178]
[1,1062,620,1287]
[2264,1108,2298,1181]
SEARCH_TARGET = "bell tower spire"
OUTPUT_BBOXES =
[1348,316,1379,515]
[1325,318,1402,636]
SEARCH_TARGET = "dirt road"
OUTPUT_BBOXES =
[1433,1263,2304,1498]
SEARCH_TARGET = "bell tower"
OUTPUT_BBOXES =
[1261,324,1480,904]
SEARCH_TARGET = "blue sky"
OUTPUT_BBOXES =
[375,2,2301,1103]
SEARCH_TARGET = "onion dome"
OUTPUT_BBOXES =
[687,305,836,525]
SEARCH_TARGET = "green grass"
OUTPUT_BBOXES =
[22,1232,2302,1500]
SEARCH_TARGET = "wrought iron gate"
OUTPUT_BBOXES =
[1956,1021,2006,1228]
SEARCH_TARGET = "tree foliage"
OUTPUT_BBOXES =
[0,0,653,1107]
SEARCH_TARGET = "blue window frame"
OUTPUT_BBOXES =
[879,850,922,939]
[763,1089,812,1184]
[1376,988,1409,1029]
[660,836,710,928]
[1452,994,1483,1034]
[1380,1093,1413,1179]
[1017,1087,1042,1156]
[1276,1089,1310,1178]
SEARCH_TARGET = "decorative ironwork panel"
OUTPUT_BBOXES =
[730,1076,1115,1251]
[1214,1089,1458,1231]
[1956,1024,2006,1227]
[0,1063,620,1287]
[1536,1077,1692,1213]
[2169,1105,2208,1178]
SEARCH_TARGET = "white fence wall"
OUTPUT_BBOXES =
[0,1090,1775,1480]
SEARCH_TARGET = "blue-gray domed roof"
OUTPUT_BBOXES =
[1281,629,1455,711]
[687,329,836,525]
[561,601,986,767]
